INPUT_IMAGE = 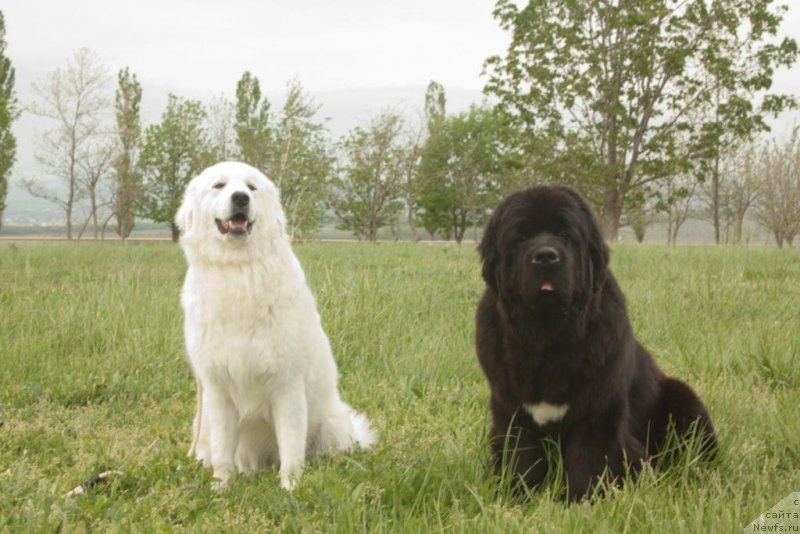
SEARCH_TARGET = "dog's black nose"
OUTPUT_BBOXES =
[532,246,560,265]
[231,192,250,208]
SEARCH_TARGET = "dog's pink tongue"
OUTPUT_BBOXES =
[540,281,554,292]
[230,218,247,230]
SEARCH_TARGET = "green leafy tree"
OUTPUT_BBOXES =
[330,112,406,242]
[485,0,798,239]
[233,74,333,238]
[139,94,213,242]
[417,81,449,239]
[424,81,446,134]
[417,104,509,243]
[0,11,17,230]
[113,67,142,242]
[268,79,332,239]
[235,71,271,172]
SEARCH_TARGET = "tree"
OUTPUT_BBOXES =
[417,81,449,239]
[113,67,142,242]
[0,10,18,230]
[330,112,406,242]
[139,94,213,242]
[485,0,799,239]
[424,81,446,133]
[663,173,698,245]
[207,93,237,160]
[398,130,423,242]
[235,71,271,172]
[752,130,800,248]
[24,48,110,239]
[232,74,333,238]
[417,105,508,243]
[268,79,332,239]
[624,192,653,243]
[77,138,115,240]
[718,141,763,244]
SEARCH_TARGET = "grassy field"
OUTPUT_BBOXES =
[0,242,798,532]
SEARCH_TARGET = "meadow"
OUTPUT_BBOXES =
[0,241,798,532]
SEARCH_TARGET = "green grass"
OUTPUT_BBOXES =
[1,242,798,532]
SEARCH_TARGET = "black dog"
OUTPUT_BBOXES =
[475,185,716,500]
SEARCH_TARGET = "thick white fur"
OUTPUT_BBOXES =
[177,161,375,490]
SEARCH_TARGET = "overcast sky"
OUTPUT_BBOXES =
[2,0,799,222]
[4,0,507,95]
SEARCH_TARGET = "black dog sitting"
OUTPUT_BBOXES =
[475,185,716,500]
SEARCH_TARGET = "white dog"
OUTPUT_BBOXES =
[176,161,374,490]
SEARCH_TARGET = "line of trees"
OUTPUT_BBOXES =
[3,1,799,246]
[15,47,522,243]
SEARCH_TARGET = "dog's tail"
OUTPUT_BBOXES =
[313,400,377,455]
[348,407,377,449]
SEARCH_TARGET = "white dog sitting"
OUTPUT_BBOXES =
[176,161,375,490]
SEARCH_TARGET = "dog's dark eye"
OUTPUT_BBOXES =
[247,184,257,192]
[559,231,571,243]
[213,182,226,189]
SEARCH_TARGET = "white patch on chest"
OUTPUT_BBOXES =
[523,402,569,426]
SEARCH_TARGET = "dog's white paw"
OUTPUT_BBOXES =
[280,477,296,491]
[211,478,229,492]
[279,462,303,491]
[211,468,232,492]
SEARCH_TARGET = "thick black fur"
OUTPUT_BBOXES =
[475,185,716,501]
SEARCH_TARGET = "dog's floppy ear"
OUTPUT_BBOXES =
[558,186,608,289]
[585,209,609,290]
[478,207,501,292]
[175,182,197,236]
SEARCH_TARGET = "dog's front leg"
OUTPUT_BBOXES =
[271,381,308,491]
[562,421,630,501]
[205,384,238,489]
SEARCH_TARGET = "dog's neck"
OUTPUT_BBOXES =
[182,233,292,271]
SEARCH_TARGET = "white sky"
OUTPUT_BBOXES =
[4,0,507,94]
[2,0,800,222]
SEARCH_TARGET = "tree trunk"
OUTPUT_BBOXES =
[369,220,378,242]
[455,210,467,244]
[671,220,682,245]
[66,210,73,240]
[90,190,99,240]
[101,211,115,241]
[601,188,622,241]
[711,166,720,245]
[77,211,92,240]
[774,231,783,248]
[666,209,673,245]
[734,211,746,245]
[171,222,180,243]
[407,207,419,243]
